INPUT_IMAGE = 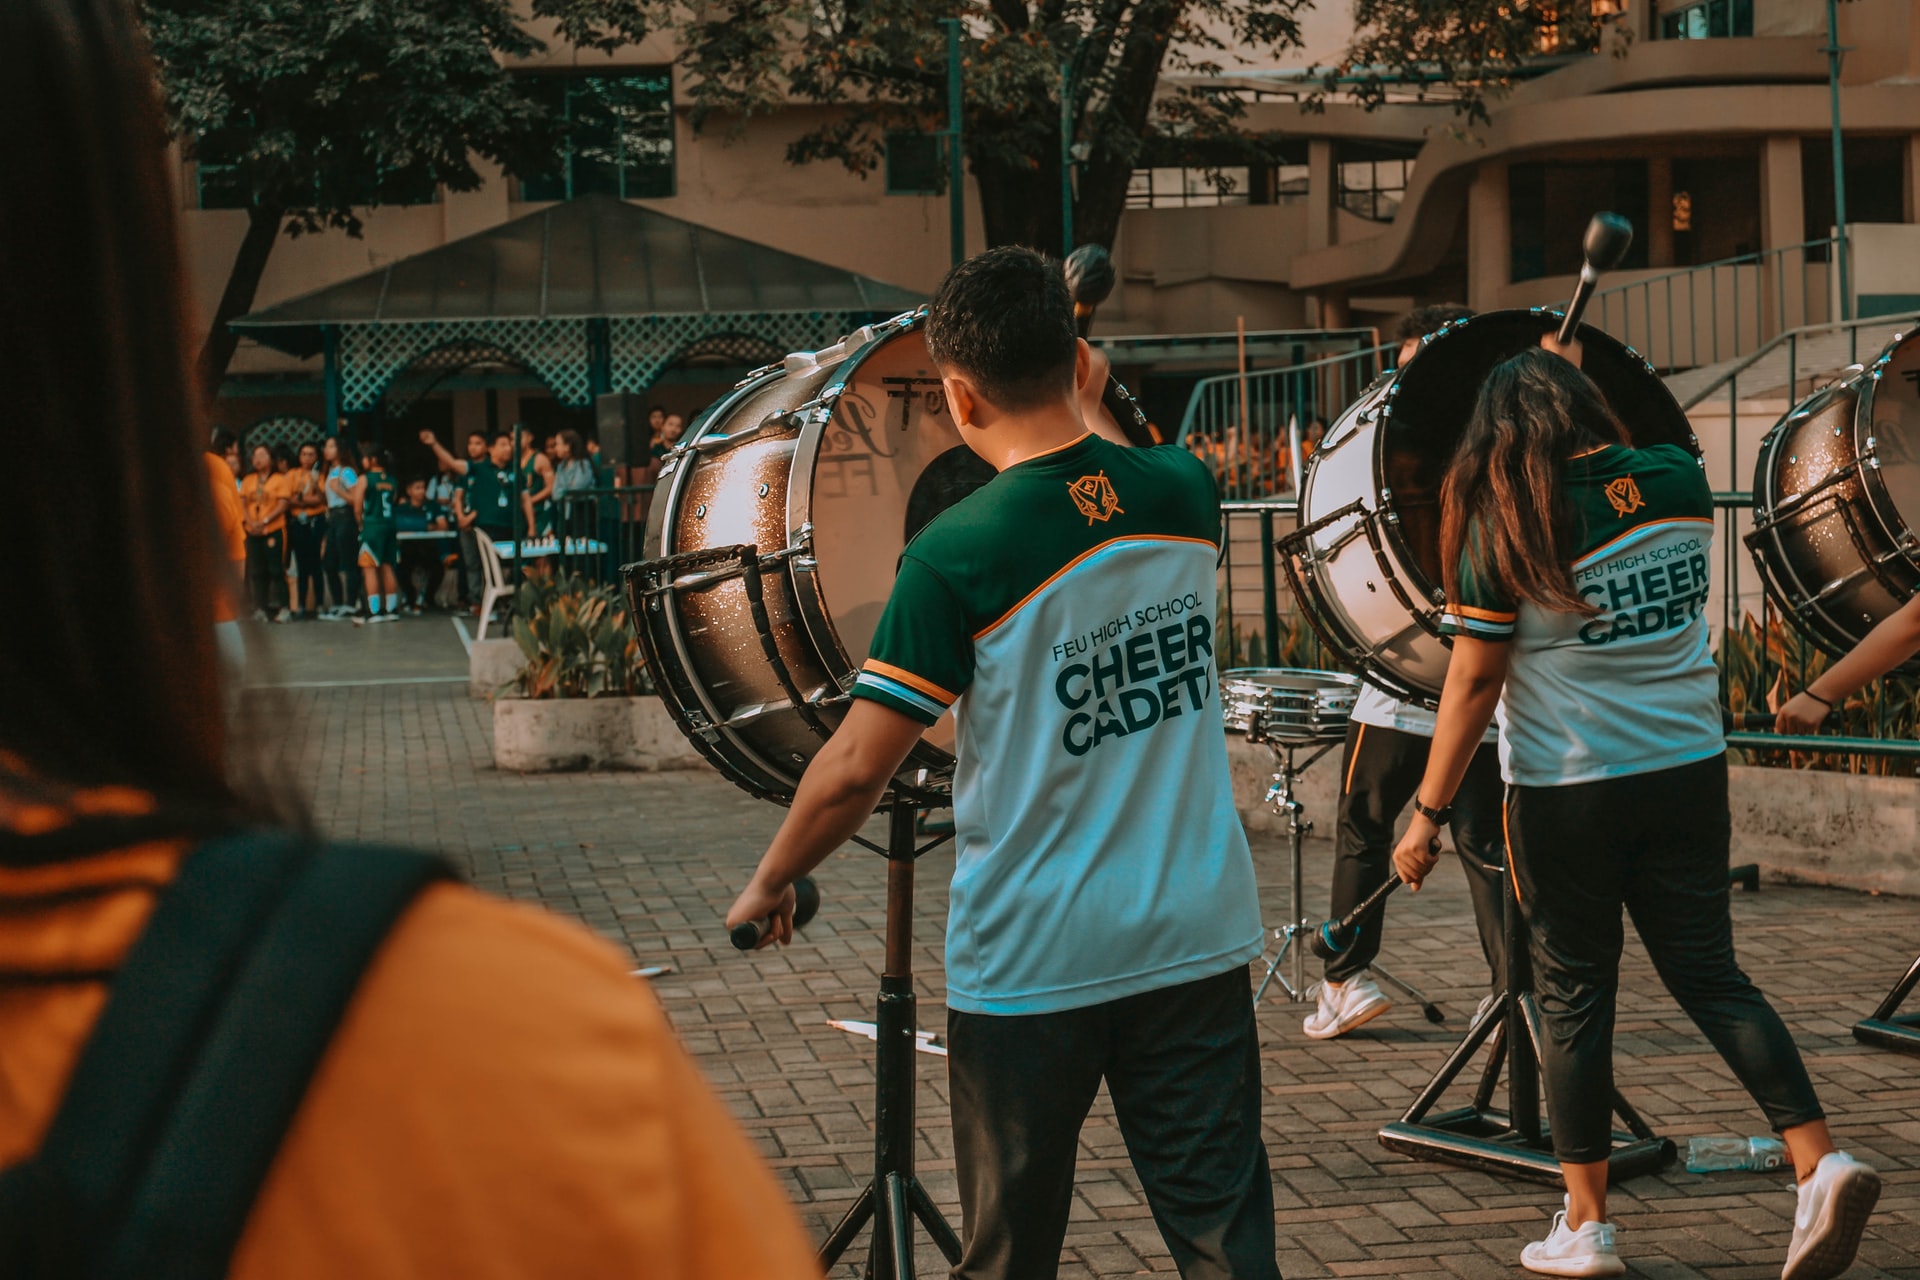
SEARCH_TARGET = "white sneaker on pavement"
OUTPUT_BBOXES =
[1521,1198,1625,1278]
[1302,972,1391,1040]
[1783,1151,1880,1280]
[1471,991,1501,1028]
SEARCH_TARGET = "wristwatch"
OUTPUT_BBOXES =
[1411,798,1453,827]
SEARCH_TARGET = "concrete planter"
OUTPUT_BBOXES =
[469,637,525,699]
[493,695,707,773]
[1226,735,1920,897]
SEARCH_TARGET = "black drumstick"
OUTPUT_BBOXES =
[1556,212,1635,345]
[1309,873,1405,961]
[730,875,821,950]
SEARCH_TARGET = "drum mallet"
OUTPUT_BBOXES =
[1064,244,1116,340]
[1556,212,1635,344]
[730,875,822,950]
[1308,867,1446,1023]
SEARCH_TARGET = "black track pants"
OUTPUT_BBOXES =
[1506,753,1825,1163]
[1326,722,1507,990]
[947,967,1280,1280]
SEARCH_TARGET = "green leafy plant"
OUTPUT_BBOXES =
[508,570,655,699]
[1718,613,1920,778]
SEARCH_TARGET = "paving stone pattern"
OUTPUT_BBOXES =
[277,679,1920,1278]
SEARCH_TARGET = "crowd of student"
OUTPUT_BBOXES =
[206,410,688,625]
[1187,417,1327,497]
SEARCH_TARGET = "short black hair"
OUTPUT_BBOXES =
[925,246,1078,411]
[358,442,386,469]
[1395,304,1473,344]
[208,428,237,457]
[490,429,513,446]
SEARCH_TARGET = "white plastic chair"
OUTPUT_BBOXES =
[476,535,511,641]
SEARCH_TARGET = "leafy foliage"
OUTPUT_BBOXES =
[640,0,1311,251]
[510,570,655,699]
[1718,613,1920,778]
[1314,0,1628,125]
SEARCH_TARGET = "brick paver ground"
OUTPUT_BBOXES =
[262,627,1920,1278]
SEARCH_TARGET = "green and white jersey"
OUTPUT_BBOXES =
[1440,442,1723,787]
[853,435,1263,1016]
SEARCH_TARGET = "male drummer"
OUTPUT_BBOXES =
[727,247,1278,1280]
[1304,303,1510,1040]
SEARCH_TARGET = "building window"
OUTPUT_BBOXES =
[193,126,438,210]
[1338,156,1411,222]
[1509,161,1650,282]
[1660,0,1753,39]
[519,71,675,202]
[1125,167,1252,209]
[885,132,945,195]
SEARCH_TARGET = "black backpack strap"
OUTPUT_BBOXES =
[6,831,312,1277]
[1,833,451,1280]
[102,840,451,1280]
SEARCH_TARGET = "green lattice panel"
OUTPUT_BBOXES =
[337,319,592,411]
[242,414,324,453]
[606,312,857,395]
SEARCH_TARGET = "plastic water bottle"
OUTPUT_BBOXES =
[1686,1136,1789,1173]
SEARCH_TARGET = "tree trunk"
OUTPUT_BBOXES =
[973,148,1065,255]
[196,203,285,403]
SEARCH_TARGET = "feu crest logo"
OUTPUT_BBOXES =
[1604,476,1645,517]
[1067,471,1123,525]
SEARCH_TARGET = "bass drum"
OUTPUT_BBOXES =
[1287,309,1699,704]
[1747,327,1920,665]
[626,308,1152,803]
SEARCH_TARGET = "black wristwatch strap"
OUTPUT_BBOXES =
[1412,798,1453,827]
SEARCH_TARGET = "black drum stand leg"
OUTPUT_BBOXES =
[1852,953,1920,1055]
[818,805,963,1279]
[1377,872,1675,1185]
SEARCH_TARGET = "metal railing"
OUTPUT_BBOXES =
[544,486,654,584]
[1584,237,1838,372]
[1178,342,1393,500]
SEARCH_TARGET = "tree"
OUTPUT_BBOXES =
[1315,1,1625,125]
[141,0,650,399]
[654,0,1312,255]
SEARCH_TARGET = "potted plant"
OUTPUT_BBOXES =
[491,571,703,773]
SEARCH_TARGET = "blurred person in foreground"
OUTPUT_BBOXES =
[0,2,822,1276]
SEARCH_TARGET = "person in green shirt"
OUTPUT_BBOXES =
[348,444,402,624]
[1392,337,1875,1280]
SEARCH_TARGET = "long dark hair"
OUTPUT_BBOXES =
[0,0,283,842]
[1440,348,1628,616]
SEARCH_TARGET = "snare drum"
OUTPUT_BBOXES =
[1747,328,1920,665]
[1220,668,1359,744]
[1284,310,1699,704]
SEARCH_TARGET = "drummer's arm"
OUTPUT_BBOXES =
[725,701,924,944]
[1778,593,1920,732]
[1391,637,1509,890]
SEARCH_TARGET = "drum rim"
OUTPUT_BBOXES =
[1220,666,1362,691]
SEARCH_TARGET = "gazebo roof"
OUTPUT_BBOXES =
[232,194,926,357]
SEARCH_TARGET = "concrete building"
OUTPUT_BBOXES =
[185,0,1920,447]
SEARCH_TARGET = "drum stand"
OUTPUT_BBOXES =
[818,805,963,1279]
[1852,953,1920,1055]
[1377,873,1674,1184]
[1249,740,1439,1020]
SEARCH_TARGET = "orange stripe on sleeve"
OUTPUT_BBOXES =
[861,660,957,705]
[1446,604,1518,623]
[973,535,1218,640]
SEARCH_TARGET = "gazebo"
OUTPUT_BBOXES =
[231,194,926,433]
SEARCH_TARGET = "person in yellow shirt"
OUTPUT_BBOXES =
[239,443,292,623]
[2,5,825,1276]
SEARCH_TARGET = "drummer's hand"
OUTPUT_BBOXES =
[725,876,796,950]
[1392,814,1442,891]
[1775,691,1832,736]
[1539,333,1584,367]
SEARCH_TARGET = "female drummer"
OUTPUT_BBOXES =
[1390,338,1877,1280]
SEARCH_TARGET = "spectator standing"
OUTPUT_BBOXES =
[285,441,327,619]
[205,435,247,685]
[518,425,556,540]
[551,428,596,548]
[320,436,361,619]
[348,445,403,624]
[422,428,488,606]
[661,412,686,448]
[239,444,291,623]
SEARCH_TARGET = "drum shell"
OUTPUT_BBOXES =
[1748,346,1920,663]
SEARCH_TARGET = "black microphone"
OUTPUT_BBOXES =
[1308,873,1405,961]
[1555,212,1634,345]
[730,875,821,951]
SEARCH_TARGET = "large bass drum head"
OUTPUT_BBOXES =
[1860,329,1920,549]
[1381,309,1697,588]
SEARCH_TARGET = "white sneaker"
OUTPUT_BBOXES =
[1472,991,1502,1028]
[1522,1199,1625,1278]
[1302,972,1391,1040]
[273,608,292,624]
[1783,1151,1880,1280]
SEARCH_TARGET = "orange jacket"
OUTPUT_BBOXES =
[0,801,821,1280]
